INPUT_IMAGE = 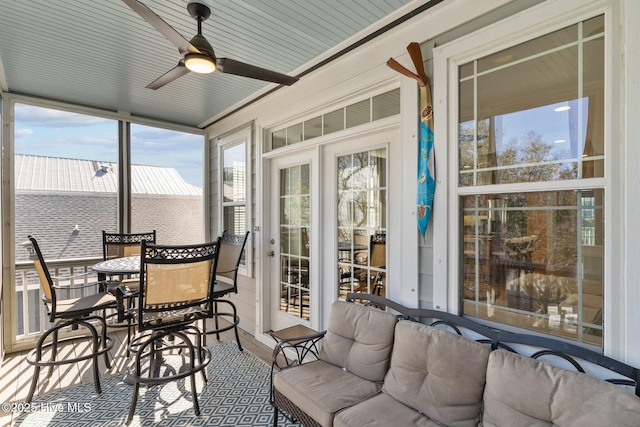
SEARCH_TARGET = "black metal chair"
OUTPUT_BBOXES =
[206,231,249,351]
[101,230,156,293]
[125,238,221,424]
[23,236,117,403]
[101,230,156,353]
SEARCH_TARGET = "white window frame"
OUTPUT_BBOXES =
[433,0,622,355]
[217,126,252,277]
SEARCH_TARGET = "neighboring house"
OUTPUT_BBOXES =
[14,154,203,263]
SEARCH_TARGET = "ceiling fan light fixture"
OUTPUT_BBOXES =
[184,53,216,74]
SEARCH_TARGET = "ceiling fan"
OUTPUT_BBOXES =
[122,0,299,89]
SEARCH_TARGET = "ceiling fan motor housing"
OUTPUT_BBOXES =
[189,34,216,60]
[187,3,211,21]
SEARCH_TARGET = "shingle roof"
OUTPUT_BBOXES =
[15,154,201,196]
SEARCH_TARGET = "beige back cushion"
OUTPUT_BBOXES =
[144,261,211,306]
[382,321,491,427]
[482,350,640,427]
[34,259,52,301]
[318,301,397,382]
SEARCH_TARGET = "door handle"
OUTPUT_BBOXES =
[267,250,275,257]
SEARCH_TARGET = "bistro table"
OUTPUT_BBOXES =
[91,256,141,347]
[92,255,140,280]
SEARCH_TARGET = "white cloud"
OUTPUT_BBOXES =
[14,104,112,127]
[15,128,33,138]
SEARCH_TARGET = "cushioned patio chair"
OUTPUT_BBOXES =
[101,230,156,292]
[125,238,221,424]
[101,230,156,354]
[205,230,249,351]
[23,235,117,403]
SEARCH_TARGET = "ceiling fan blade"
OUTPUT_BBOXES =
[121,0,199,55]
[217,58,298,86]
[146,63,190,90]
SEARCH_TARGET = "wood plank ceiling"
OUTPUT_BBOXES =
[0,0,423,128]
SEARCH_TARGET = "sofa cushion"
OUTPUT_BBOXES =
[482,350,640,427]
[274,360,382,427]
[318,301,398,382]
[382,320,491,427]
[334,392,444,427]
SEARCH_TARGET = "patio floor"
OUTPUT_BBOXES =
[0,318,275,426]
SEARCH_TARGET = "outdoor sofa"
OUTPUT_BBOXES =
[272,293,640,426]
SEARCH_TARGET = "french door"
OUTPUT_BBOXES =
[268,127,397,332]
[269,151,315,331]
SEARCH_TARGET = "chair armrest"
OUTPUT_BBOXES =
[271,328,326,369]
[52,280,109,291]
[269,327,326,405]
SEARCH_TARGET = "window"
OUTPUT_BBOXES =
[270,89,400,150]
[14,103,119,336]
[221,143,247,233]
[457,16,604,346]
[10,102,205,346]
[218,128,250,272]
[130,123,204,244]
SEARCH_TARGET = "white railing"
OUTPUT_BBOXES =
[15,257,103,337]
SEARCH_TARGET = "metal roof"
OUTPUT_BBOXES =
[15,154,201,196]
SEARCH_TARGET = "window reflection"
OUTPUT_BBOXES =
[459,97,600,186]
[462,190,603,346]
[459,16,604,187]
[337,149,387,300]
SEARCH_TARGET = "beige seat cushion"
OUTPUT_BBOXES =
[318,301,398,382]
[56,292,117,316]
[482,350,640,427]
[334,392,443,427]
[382,321,491,427]
[274,360,382,427]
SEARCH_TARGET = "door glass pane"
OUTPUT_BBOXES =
[337,149,387,300]
[279,164,310,320]
[324,109,344,135]
[346,99,370,128]
[130,123,204,244]
[303,116,323,140]
[461,190,604,346]
[372,88,400,120]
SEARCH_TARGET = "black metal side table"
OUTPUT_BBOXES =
[269,325,325,404]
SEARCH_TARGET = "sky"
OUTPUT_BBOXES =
[13,104,204,187]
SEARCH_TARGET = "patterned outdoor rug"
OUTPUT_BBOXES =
[13,341,299,426]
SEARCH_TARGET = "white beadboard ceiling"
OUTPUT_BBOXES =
[0,0,436,129]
